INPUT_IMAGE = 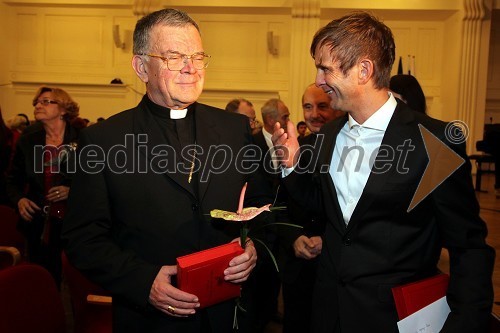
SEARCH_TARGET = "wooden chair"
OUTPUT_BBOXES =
[0,246,21,269]
[491,312,500,333]
[62,252,112,333]
[0,263,66,333]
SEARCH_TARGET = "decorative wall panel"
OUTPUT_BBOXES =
[201,20,261,73]
[45,15,106,66]
[15,13,38,66]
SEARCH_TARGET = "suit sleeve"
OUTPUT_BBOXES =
[62,129,161,309]
[6,137,28,206]
[433,138,495,333]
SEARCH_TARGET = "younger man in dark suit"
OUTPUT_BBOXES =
[273,12,494,333]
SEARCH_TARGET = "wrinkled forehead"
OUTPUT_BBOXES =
[149,24,203,53]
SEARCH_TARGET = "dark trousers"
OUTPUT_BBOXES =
[20,215,63,287]
[282,258,318,333]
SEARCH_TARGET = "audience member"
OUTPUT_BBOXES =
[225,98,259,134]
[244,98,290,332]
[62,8,271,333]
[296,121,307,138]
[280,83,345,333]
[255,98,290,174]
[6,114,30,147]
[389,74,427,114]
[16,113,31,128]
[6,86,80,286]
[273,12,494,333]
[253,119,263,134]
[301,84,345,136]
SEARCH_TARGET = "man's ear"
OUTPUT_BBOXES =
[132,55,149,83]
[358,59,373,84]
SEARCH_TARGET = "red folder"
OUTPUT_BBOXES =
[392,273,449,320]
[177,242,245,308]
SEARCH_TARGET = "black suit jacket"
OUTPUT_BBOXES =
[284,102,495,333]
[279,133,326,284]
[62,97,272,332]
[7,121,78,210]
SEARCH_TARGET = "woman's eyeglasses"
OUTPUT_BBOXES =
[33,99,58,107]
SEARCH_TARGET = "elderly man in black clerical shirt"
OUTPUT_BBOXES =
[63,8,272,333]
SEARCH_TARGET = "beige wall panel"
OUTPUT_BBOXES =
[320,0,460,11]
[15,13,39,66]
[201,20,261,73]
[266,21,288,74]
[45,15,106,66]
[113,16,136,67]
[192,13,290,92]
[390,27,411,75]
[415,27,442,83]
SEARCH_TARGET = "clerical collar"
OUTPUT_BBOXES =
[170,108,188,119]
[143,95,191,119]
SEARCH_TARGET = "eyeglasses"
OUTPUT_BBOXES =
[33,99,58,107]
[143,51,211,71]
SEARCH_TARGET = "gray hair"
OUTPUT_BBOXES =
[133,8,200,55]
[261,98,281,120]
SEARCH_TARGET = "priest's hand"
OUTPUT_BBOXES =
[149,265,200,317]
[224,239,257,284]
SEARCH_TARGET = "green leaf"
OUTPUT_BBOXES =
[249,222,303,235]
[252,238,279,273]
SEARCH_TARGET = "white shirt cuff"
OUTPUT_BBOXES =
[281,166,294,178]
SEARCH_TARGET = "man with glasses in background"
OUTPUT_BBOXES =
[225,98,259,134]
[63,8,271,333]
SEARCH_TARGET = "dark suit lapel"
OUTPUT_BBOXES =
[194,104,220,202]
[133,99,195,196]
[319,116,348,233]
[346,104,415,232]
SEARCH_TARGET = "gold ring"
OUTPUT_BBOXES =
[167,305,175,314]
[56,190,60,195]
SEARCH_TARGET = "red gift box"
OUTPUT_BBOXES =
[392,273,449,320]
[177,242,245,308]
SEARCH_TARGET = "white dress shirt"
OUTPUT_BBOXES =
[331,93,397,224]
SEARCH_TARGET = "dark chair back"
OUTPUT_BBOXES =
[62,252,112,333]
[0,205,25,254]
[0,263,66,333]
